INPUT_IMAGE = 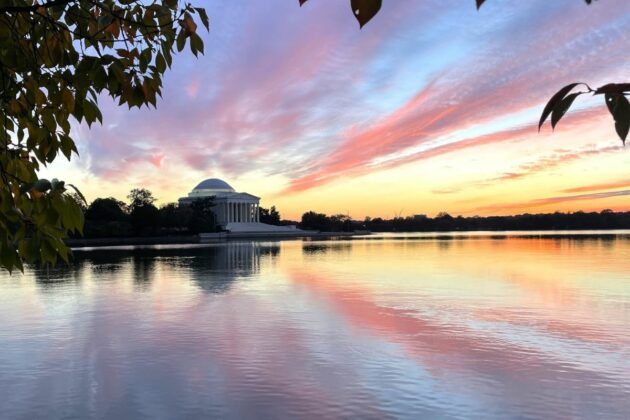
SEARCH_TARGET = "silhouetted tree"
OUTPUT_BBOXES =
[84,197,130,237]
[259,206,281,225]
[187,197,217,234]
[299,208,630,233]
[127,189,159,235]
[127,188,157,211]
[85,198,127,222]
[301,211,331,231]
[130,205,160,235]
[159,203,192,231]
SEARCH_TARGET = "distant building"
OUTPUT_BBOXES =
[179,178,301,235]
[179,178,260,228]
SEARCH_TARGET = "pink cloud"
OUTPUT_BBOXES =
[66,0,630,203]
[281,3,629,193]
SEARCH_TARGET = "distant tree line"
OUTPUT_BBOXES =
[298,209,630,232]
[75,191,630,238]
[299,212,354,232]
[75,189,285,238]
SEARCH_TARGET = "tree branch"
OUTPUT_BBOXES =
[0,0,75,13]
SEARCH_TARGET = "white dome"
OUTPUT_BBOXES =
[188,178,235,198]
[193,178,234,192]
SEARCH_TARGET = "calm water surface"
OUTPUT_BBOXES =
[1,233,629,419]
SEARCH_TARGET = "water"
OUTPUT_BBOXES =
[0,233,629,419]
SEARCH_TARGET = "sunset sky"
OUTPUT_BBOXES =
[44,0,630,220]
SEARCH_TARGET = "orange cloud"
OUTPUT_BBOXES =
[563,179,630,194]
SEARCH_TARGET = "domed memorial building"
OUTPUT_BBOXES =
[179,178,301,235]
[179,178,261,226]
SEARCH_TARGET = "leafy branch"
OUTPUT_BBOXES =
[0,0,209,272]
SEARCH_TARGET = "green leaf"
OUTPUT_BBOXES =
[196,7,210,30]
[83,100,102,126]
[0,241,17,274]
[176,29,186,52]
[156,53,166,73]
[67,184,87,206]
[41,109,56,132]
[190,33,203,56]
[40,237,58,265]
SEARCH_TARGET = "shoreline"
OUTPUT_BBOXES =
[65,231,365,248]
[64,228,630,248]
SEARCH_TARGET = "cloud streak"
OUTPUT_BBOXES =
[281,1,630,193]
[476,189,630,214]
[60,0,630,212]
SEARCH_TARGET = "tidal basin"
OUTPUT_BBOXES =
[1,233,629,419]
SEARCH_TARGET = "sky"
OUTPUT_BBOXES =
[45,0,630,220]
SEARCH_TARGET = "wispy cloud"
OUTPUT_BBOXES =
[61,0,630,211]
[282,2,630,193]
[563,179,630,194]
[476,189,630,214]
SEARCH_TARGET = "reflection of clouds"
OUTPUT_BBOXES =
[3,238,629,418]
[284,266,630,418]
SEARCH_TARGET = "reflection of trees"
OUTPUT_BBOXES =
[32,263,85,291]
[132,255,156,291]
[436,239,453,251]
[302,242,352,255]
[31,243,281,294]
[33,249,128,290]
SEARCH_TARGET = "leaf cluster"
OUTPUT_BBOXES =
[539,83,630,144]
[0,0,207,272]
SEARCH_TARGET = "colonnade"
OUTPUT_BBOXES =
[225,202,259,223]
